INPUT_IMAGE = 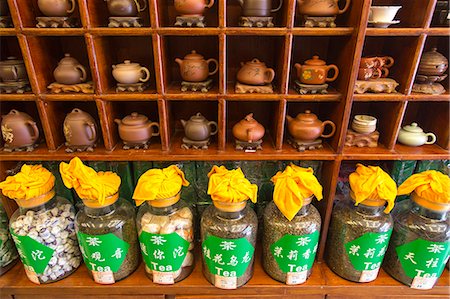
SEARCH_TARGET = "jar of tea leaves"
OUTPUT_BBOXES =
[383,171,450,290]
[0,201,18,276]
[201,166,258,289]
[134,165,194,284]
[0,164,82,284]
[326,164,397,283]
[60,157,139,284]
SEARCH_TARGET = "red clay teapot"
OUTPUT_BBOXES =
[175,51,218,82]
[286,110,336,142]
[1,109,39,151]
[297,0,350,17]
[54,54,87,85]
[295,56,339,85]
[232,113,265,142]
[174,0,214,16]
[38,0,75,17]
[63,108,98,151]
[105,0,146,16]
[115,112,160,146]
[237,59,275,85]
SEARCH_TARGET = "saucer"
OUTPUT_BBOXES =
[368,20,400,28]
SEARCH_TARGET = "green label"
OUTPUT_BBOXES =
[396,238,450,279]
[139,232,189,272]
[270,230,319,273]
[77,232,129,273]
[11,232,54,274]
[344,230,392,271]
[202,235,254,278]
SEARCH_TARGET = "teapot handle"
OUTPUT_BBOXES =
[11,65,18,81]
[26,120,39,141]
[337,0,350,15]
[264,68,275,84]
[134,0,147,12]
[380,67,389,78]
[76,65,87,82]
[84,122,97,142]
[371,68,382,79]
[205,0,215,9]
[207,58,219,76]
[67,0,76,14]
[321,120,336,138]
[208,121,218,136]
[383,56,395,68]
[139,67,151,82]
[150,122,160,137]
[326,64,339,82]
[425,133,437,145]
[271,0,283,13]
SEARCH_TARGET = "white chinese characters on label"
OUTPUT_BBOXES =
[411,276,437,290]
[286,270,308,285]
[359,268,380,282]
[92,270,115,284]
[214,275,237,289]
[153,270,175,285]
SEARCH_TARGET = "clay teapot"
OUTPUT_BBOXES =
[175,51,218,82]
[1,109,39,149]
[0,57,28,82]
[418,48,448,76]
[295,56,339,85]
[286,110,336,142]
[38,0,75,17]
[238,0,283,17]
[63,108,97,149]
[115,112,160,145]
[397,122,436,147]
[181,113,218,141]
[0,0,9,16]
[105,0,146,16]
[232,113,265,142]
[237,59,275,85]
[53,54,87,85]
[297,0,350,17]
[112,60,150,84]
[174,0,214,16]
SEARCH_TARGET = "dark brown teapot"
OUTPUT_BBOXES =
[105,0,146,17]
[418,48,448,76]
[0,57,28,82]
[237,59,275,85]
[63,108,98,150]
[238,0,283,17]
[53,54,87,85]
[181,113,218,141]
[1,110,39,150]
[115,112,160,145]
[232,113,265,142]
[175,51,218,82]
[38,0,75,17]
[286,110,336,142]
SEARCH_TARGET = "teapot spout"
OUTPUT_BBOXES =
[175,58,183,67]
[181,119,187,128]
[114,119,121,125]
[237,0,244,7]
[286,115,294,123]
[294,63,302,71]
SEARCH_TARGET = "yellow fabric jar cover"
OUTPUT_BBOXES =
[133,165,189,206]
[271,164,323,221]
[349,164,397,213]
[60,157,121,206]
[397,170,450,211]
[0,164,55,205]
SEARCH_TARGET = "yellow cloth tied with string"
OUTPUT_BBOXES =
[271,164,323,221]
[0,164,55,202]
[59,157,121,205]
[133,165,189,206]
[207,166,258,204]
[349,164,397,213]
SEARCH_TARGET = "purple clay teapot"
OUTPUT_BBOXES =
[1,109,39,150]
[38,0,76,17]
[105,0,147,17]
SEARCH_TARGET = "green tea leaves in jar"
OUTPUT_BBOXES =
[0,202,18,276]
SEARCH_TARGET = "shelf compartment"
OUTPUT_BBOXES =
[85,0,151,28]
[369,0,433,28]
[226,0,289,28]
[155,0,219,28]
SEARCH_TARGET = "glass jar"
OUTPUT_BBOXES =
[0,202,18,276]
[326,197,393,283]
[75,197,140,284]
[136,197,194,284]
[383,195,450,289]
[262,198,321,284]
[201,201,258,289]
[9,194,81,284]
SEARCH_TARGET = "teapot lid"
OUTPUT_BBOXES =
[59,53,79,65]
[184,50,204,60]
[190,112,207,122]
[402,122,424,133]
[304,55,326,66]
[243,113,257,123]
[114,60,140,69]
[2,109,32,121]
[296,110,318,122]
[245,58,265,65]
[65,108,91,121]
[121,112,149,125]
[420,48,448,66]
[0,57,24,66]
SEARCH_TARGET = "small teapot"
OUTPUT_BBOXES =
[237,58,275,86]
[53,54,87,85]
[297,0,350,17]
[112,60,150,84]
[0,57,28,82]
[63,108,98,150]
[418,48,449,76]
[115,112,160,145]
[105,0,146,17]
[37,0,75,17]
[294,56,339,85]
[1,110,39,150]
[286,110,336,142]
[238,0,283,17]
[174,0,214,16]
[175,51,218,82]
[181,113,218,141]
[232,113,265,142]
[397,123,436,147]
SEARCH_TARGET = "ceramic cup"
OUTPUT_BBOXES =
[351,115,377,134]
[369,6,401,23]
[357,67,381,81]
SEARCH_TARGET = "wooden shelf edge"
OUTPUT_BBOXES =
[365,28,424,36]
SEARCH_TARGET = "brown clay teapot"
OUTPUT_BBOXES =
[418,48,448,76]
[38,0,76,17]
[115,112,160,145]
[294,56,339,85]
[232,113,265,142]
[297,0,350,17]
[1,110,39,150]
[175,51,218,82]
[0,57,28,82]
[238,0,283,17]
[105,0,146,16]
[174,0,214,16]
[181,113,218,141]
[63,108,98,149]
[112,60,150,84]
[54,54,87,85]
[237,59,275,85]
[286,110,336,142]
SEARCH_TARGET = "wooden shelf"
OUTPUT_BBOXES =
[365,28,424,36]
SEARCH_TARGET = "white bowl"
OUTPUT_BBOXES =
[369,6,402,23]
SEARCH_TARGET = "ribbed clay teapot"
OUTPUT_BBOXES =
[115,112,160,145]
[105,0,146,16]
[238,0,283,17]
[181,113,218,141]
[0,57,28,82]
[174,0,214,16]
[1,109,39,150]
[286,110,336,142]
[295,56,339,85]
[38,0,75,17]
[237,59,275,85]
[112,60,150,84]
[54,54,87,85]
[232,113,265,142]
[175,51,218,82]
[297,0,350,17]
[397,123,437,147]
[63,108,97,149]
[418,48,448,76]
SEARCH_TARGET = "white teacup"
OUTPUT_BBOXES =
[369,6,402,23]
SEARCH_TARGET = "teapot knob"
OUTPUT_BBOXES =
[245,113,254,121]
[72,108,81,113]
[9,109,19,114]
[305,110,311,114]
[131,112,138,118]
[312,55,319,59]
[196,112,202,117]
[124,60,131,64]
[64,53,71,57]
[411,122,418,127]
[191,50,197,54]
